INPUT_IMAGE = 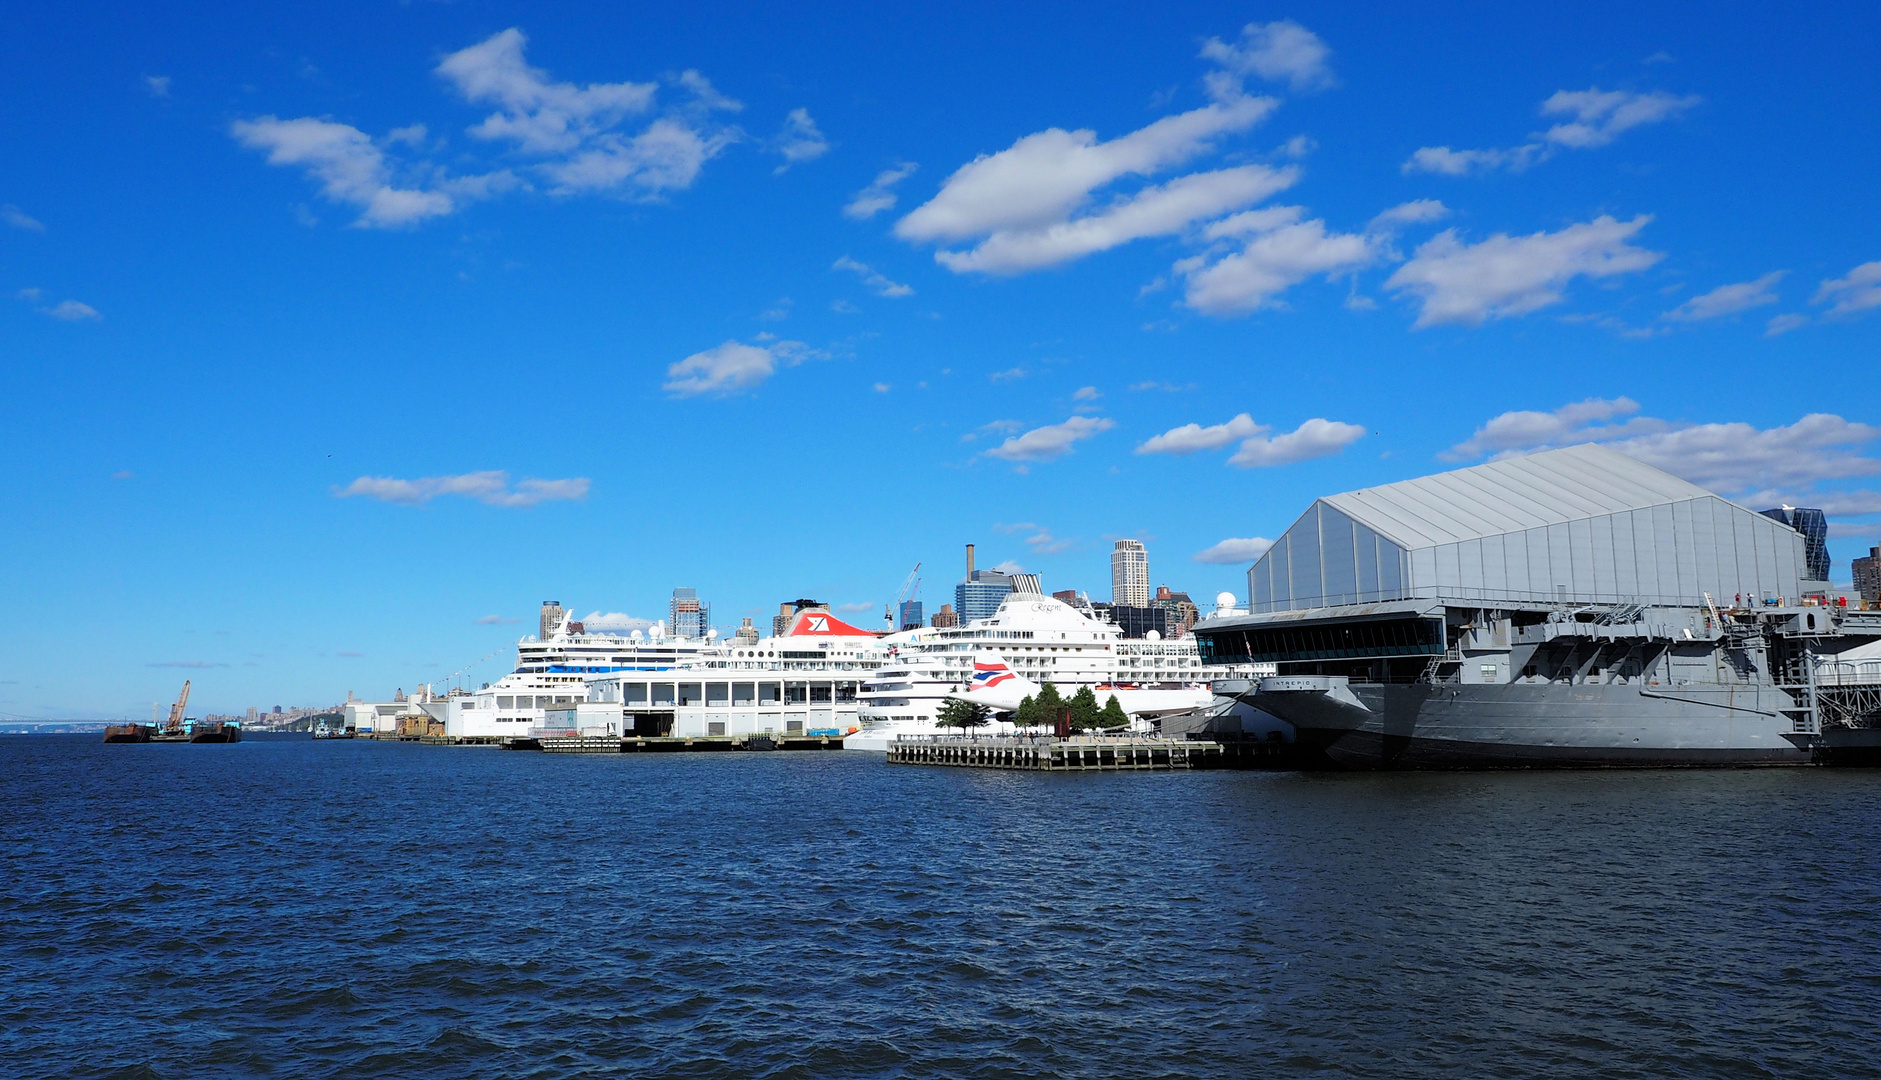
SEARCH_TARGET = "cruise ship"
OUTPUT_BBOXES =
[846,573,1249,751]
[348,605,898,740]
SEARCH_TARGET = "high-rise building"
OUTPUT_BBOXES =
[246,706,258,722]
[1111,539,1149,607]
[1855,546,1881,604]
[1153,585,1200,638]
[539,600,564,641]
[930,604,958,628]
[735,617,760,645]
[898,599,924,630]
[956,574,1011,622]
[1760,506,1831,583]
[953,543,1013,623]
[670,587,709,640]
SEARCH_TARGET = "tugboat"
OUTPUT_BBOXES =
[313,719,335,740]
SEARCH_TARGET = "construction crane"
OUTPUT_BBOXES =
[886,563,922,629]
[162,680,191,736]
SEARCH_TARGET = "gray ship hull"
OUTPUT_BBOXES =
[1253,678,1810,769]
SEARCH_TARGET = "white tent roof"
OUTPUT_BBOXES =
[1321,444,1718,550]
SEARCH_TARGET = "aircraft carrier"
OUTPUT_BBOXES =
[1193,445,1881,768]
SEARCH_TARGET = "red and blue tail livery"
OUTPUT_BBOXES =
[954,652,1040,710]
[971,660,1017,689]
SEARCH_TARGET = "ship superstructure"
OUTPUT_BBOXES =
[1194,444,1881,768]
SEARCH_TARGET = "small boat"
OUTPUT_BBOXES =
[313,720,335,740]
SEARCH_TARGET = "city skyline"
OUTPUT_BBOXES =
[3,3,1879,717]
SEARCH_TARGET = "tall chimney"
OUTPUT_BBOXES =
[966,543,975,578]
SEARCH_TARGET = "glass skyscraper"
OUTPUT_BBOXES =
[1760,506,1831,582]
[955,570,1012,623]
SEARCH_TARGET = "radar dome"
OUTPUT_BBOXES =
[1216,591,1238,612]
[1145,630,1161,641]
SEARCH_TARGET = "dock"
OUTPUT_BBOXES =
[506,734,846,754]
[887,734,1222,771]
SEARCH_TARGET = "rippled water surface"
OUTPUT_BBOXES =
[6,735,1881,1079]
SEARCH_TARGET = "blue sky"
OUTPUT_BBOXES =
[4,2,1879,718]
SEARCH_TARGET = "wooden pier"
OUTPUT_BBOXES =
[887,735,1222,771]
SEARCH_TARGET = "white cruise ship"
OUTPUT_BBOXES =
[845,574,1248,751]
[407,606,893,740]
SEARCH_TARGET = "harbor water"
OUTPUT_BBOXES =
[6,735,1881,1078]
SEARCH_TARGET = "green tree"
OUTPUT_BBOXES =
[936,697,990,735]
[1098,694,1130,731]
[1012,694,1038,732]
[1068,685,1101,732]
[1038,681,1068,733]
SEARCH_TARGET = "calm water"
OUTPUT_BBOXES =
[6,735,1881,1079]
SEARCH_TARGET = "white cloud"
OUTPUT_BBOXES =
[1386,215,1662,327]
[1369,199,1450,230]
[44,300,101,321]
[1227,418,1365,467]
[1602,416,1881,493]
[989,367,1026,382]
[896,92,1280,269]
[1662,271,1784,322]
[1199,20,1337,93]
[1279,134,1316,158]
[237,28,743,223]
[1404,87,1697,175]
[1137,413,1262,454]
[836,601,875,614]
[1540,88,1701,149]
[1814,260,1881,318]
[664,339,808,397]
[1138,414,1362,466]
[145,75,172,98]
[843,162,917,220]
[833,255,912,297]
[580,611,653,632]
[1766,313,1809,337]
[1072,386,1101,401]
[437,28,659,154]
[1178,211,1375,314]
[983,416,1116,462]
[2,204,45,232]
[873,382,890,393]
[1452,403,1881,495]
[1401,144,1546,176]
[772,108,829,171]
[335,471,590,507]
[991,559,1026,574]
[538,117,732,195]
[1448,396,1658,459]
[1021,528,1074,554]
[231,116,508,228]
[1193,537,1274,564]
[938,163,1296,275]
[474,615,520,625]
